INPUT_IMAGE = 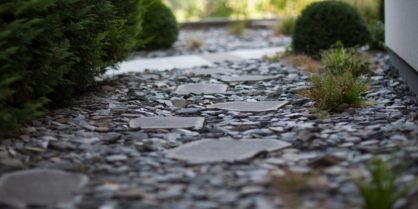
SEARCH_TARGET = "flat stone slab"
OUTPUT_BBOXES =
[129,117,205,130]
[174,84,228,95]
[0,169,89,206]
[219,75,277,82]
[109,55,213,75]
[183,68,234,75]
[167,139,291,164]
[200,53,243,63]
[207,101,288,112]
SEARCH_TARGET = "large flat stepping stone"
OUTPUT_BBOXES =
[167,139,290,164]
[207,101,288,112]
[219,75,277,82]
[129,117,205,130]
[0,169,88,207]
[174,84,228,95]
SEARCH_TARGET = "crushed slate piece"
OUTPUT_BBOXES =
[167,138,291,164]
[219,75,278,82]
[174,84,228,95]
[207,101,288,112]
[0,169,89,207]
[129,117,205,130]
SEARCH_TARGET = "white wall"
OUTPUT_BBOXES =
[386,0,418,72]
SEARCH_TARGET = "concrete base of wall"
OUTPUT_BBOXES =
[390,50,418,96]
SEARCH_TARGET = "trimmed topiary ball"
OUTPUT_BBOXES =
[141,0,179,49]
[292,1,371,57]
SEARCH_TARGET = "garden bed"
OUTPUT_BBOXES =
[1,52,417,209]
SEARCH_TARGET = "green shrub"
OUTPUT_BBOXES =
[0,0,73,136]
[357,160,415,209]
[321,47,371,77]
[0,0,145,136]
[293,1,371,57]
[206,0,234,18]
[274,16,296,36]
[305,72,369,111]
[141,0,179,49]
[368,21,385,50]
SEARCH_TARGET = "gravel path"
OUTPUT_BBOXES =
[130,28,290,59]
[1,52,418,209]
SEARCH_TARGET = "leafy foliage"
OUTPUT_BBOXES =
[342,0,380,23]
[321,47,371,77]
[0,0,145,136]
[274,16,296,36]
[228,21,247,36]
[293,1,371,57]
[205,0,234,18]
[368,21,385,50]
[141,0,179,49]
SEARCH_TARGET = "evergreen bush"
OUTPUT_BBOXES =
[0,0,145,136]
[293,1,371,57]
[141,0,179,49]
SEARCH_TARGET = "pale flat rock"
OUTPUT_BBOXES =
[0,169,89,207]
[219,75,277,82]
[183,68,234,75]
[174,84,228,95]
[129,117,205,130]
[200,53,243,63]
[229,46,286,59]
[207,101,288,112]
[167,139,291,164]
[108,55,213,75]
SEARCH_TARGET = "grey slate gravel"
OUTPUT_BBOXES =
[0,49,417,209]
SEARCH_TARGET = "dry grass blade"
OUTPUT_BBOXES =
[185,36,203,49]
[282,54,323,73]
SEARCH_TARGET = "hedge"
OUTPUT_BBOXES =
[0,0,145,136]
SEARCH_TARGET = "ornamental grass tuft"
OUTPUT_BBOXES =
[321,47,371,77]
[306,72,369,112]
